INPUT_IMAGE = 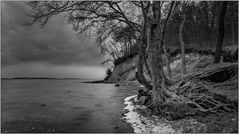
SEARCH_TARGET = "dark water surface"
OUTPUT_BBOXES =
[1,79,137,133]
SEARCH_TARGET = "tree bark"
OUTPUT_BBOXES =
[232,21,236,45]
[179,14,187,74]
[136,46,153,90]
[231,3,237,45]
[135,2,153,91]
[214,2,228,63]
[147,1,165,105]
[163,45,172,78]
[146,1,174,106]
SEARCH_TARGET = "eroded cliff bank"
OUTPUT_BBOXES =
[107,53,138,82]
[106,45,238,83]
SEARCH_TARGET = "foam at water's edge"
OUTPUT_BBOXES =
[123,95,179,133]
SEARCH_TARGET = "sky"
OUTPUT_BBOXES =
[1,1,108,79]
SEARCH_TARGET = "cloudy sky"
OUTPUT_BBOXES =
[1,1,107,79]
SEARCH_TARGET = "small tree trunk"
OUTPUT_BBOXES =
[233,22,237,44]
[214,2,228,63]
[142,26,152,80]
[136,46,153,90]
[231,3,237,45]
[232,21,236,45]
[125,41,128,55]
[179,14,187,74]
[163,45,172,78]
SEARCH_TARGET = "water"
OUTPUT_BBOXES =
[1,79,137,133]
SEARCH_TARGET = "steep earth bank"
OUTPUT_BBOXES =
[107,45,238,82]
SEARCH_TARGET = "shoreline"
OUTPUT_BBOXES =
[83,81,236,133]
[122,94,205,133]
[121,82,178,133]
[83,80,115,84]
[122,95,178,133]
[122,83,238,133]
[83,80,140,84]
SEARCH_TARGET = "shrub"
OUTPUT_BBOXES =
[104,68,112,81]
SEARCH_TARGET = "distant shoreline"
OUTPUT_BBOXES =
[1,77,123,84]
[83,80,130,84]
[1,77,99,80]
[83,80,114,84]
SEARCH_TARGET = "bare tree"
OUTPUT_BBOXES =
[26,1,141,59]
[146,1,175,105]
[214,1,228,63]
[163,45,172,78]
[179,14,187,74]
[25,1,154,90]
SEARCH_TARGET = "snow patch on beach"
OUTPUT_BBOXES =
[123,95,179,133]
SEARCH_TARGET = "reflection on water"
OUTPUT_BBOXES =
[1,79,137,133]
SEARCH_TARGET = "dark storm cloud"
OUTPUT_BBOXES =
[1,1,105,66]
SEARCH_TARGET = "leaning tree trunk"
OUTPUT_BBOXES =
[179,14,187,74]
[214,1,228,63]
[136,46,153,90]
[136,15,152,90]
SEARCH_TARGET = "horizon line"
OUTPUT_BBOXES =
[1,77,100,79]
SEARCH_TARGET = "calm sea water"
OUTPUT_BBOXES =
[1,79,137,133]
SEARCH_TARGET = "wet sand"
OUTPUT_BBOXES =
[1,79,139,133]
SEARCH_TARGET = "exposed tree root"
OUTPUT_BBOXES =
[145,63,238,119]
